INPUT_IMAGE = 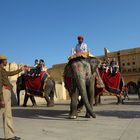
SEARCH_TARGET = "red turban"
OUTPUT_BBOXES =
[77,36,84,40]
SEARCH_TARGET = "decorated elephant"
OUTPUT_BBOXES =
[64,54,100,119]
[94,70,124,105]
[16,74,56,107]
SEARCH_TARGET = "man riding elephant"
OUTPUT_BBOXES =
[64,36,100,119]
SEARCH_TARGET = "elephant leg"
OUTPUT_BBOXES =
[85,86,94,118]
[17,89,20,106]
[44,80,54,107]
[138,88,140,99]
[49,90,54,103]
[23,93,29,107]
[94,94,98,106]
[116,96,122,104]
[98,95,101,104]
[30,96,37,107]
[23,93,37,107]
[44,95,54,107]
[77,97,84,113]
[95,94,101,106]
[69,89,79,119]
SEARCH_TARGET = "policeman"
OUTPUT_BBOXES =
[0,54,24,140]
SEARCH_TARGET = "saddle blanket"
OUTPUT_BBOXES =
[98,69,121,95]
[25,71,48,97]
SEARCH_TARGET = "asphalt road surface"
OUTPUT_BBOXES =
[0,95,140,140]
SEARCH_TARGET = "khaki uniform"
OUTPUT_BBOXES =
[0,66,22,139]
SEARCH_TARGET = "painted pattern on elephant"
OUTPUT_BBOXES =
[64,57,100,119]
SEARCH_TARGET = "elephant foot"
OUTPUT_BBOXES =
[85,113,96,118]
[77,107,83,113]
[85,114,91,118]
[23,104,27,107]
[69,112,78,119]
[47,102,54,107]
[92,113,96,118]
[85,112,96,118]
[90,113,96,118]
[116,102,121,105]
[93,103,97,106]
[69,115,77,119]
[32,104,37,107]
[85,115,91,118]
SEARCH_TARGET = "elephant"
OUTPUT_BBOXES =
[16,74,56,107]
[94,71,124,105]
[64,56,100,119]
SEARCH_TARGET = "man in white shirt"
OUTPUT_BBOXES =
[72,36,89,55]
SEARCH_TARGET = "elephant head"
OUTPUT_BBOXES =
[64,57,100,118]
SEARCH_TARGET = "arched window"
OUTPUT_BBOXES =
[127,62,130,66]
[132,62,135,65]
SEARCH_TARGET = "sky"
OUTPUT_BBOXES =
[0,0,140,68]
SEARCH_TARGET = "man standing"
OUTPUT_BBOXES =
[0,54,24,140]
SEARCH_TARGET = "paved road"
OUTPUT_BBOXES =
[0,95,140,140]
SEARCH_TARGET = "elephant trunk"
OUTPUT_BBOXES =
[78,81,96,118]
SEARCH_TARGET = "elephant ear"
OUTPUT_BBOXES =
[64,64,76,93]
[90,58,100,73]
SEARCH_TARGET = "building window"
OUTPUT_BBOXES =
[122,69,126,72]
[127,62,130,66]
[132,56,135,60]
[133,68,137,72]
[139,68,140,72]
[122,63,125,66]
[132,62,135,65]
[128,69,131,72]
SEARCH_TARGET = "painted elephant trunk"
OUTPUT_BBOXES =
[78,80,96,118]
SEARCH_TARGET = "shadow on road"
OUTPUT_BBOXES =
[12,108,69,120]
[12,107,90,121]
[12,106,140,120]
[96,110,140,118]
[122,101,140,105]
[95,98,140,118]
[11,98,140,120]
